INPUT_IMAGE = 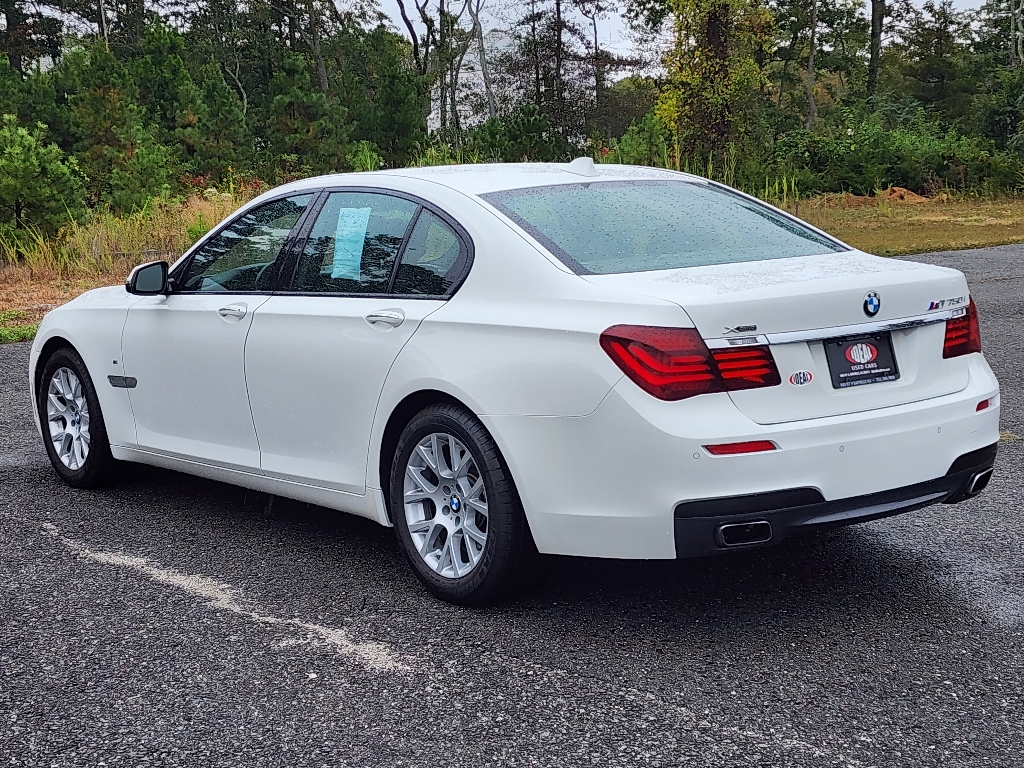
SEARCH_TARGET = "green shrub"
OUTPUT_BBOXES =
[772,116,1024,195]
[0,310,38,344]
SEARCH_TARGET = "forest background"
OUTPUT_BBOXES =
[1,0,1024,341]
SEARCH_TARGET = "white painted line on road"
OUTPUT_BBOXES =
[41,522,410,673]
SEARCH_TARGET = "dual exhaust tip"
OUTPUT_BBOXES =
[714,469,994,550]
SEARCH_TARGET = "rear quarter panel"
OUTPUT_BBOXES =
[367,186,692,489]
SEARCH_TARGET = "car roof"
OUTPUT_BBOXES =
[268,162,706,200]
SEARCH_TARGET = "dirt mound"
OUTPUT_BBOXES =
[880,186,928,203]
[824,192,875,208]
[822,187,929,208]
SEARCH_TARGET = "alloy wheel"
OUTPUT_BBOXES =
[46,367,91,470]
[403,432,489,579]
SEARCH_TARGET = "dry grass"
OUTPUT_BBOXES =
[793,195,1024,256]
[0,192,249,327]
[1,190,1022,343]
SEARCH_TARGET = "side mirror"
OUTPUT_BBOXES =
[126,261,169,295]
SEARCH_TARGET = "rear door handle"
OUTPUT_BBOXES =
[218,304,247,320]
[365,309,405,328]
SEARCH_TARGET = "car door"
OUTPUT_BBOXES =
[121,193,314,470]
[245,189,471,494]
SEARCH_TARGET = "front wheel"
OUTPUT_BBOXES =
[390,404,532,605]
[38,347,115,489]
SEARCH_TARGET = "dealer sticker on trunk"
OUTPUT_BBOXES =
[824,333,901,389]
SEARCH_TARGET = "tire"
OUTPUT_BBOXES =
[37,347,115,489]
[390,403,532,605]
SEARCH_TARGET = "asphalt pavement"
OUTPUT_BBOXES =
[2,244,1023,767]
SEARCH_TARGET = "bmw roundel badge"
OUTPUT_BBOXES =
[863,291,881,317]
[449,496,461,512]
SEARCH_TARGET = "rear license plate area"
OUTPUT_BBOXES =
[824,332,900,389]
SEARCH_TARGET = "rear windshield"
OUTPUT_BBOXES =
[482,180,847,275]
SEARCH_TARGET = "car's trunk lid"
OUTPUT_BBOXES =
[584,252,972,424]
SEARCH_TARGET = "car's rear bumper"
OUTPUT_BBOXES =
[483,354,1000,560]
[673,442,997,558]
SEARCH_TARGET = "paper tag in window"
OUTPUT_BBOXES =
[331,207,371,280]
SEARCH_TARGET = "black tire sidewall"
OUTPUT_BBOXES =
[390,405,525,605]
[38,348,113,488]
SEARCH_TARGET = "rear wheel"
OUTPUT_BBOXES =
[38,347,114,489]
[390,404,531,605]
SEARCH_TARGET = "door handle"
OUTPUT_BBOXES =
[365,309,405,328]
[218,304,247,320]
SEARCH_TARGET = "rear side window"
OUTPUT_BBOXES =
[482,180,846,275]
[393,210,464,296]
[291,192,418,294]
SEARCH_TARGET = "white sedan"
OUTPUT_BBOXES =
[30,160,1000,604]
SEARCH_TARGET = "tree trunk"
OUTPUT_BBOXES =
[867,0,884,96]
[306,0,329,95]
[439,0,448,129]
[1011,0,1023,69]
[806,0,817,129]
[395,0,425,75]
[1,0,26,73]
[554,0,564,129]
[1011,0,1017,69]
[98,0,109,50]
[468,0,496,119]
[531,0,541,107]
[704,3,732,149]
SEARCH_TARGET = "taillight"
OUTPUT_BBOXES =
[709,346,781,391]
[943,298,982,359]
[599,325,780,401]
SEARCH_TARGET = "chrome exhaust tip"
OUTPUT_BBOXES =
[716,520,773,548]
[966,468,993,497]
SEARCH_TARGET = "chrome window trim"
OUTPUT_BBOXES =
[703,307,965,349]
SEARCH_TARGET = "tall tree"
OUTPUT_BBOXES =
[266,55,352,176]
[897,0,972,122]
[0,0,62,73]
[467,0,497,118]
[649,0,774,156]
[195,62,247,180]
[867,0,884,95]
[805,0,817,127]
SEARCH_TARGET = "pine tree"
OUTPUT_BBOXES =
[131,23,209,165]
[195,63,248,182]
[266,55,351,178]
[70,43,174,210]
[330,25,427,165]
[0,114,86,234]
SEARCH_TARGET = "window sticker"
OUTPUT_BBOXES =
[331,207,371,280]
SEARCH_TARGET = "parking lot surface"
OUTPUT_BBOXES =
[2,244,1023,767]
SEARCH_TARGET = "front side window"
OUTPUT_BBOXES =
[179,194,313,292]
[290,192,418,294]
[482,181,846,275]
[393,210,464,296]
